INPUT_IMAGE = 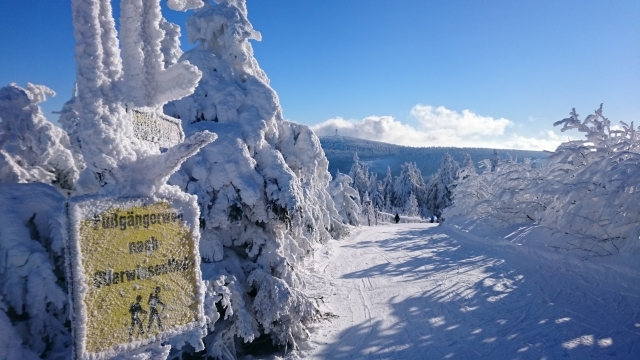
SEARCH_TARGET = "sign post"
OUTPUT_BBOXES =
[66,197,204,360]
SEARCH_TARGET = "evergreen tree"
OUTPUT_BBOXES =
[405,192,419,217]
[382,166,394,212]
[349,152,370,200]
[425,153,459,217]
[459,152,477,180]
[330,171,362,226]
[491,149,500,172]
[163,0,346,353]
[361,191,374,225]
[393,162,426,215]
[372,180,385,211]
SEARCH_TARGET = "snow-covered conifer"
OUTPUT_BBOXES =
[330,171,361,226]
[382,166,394,212]
[490,149,499,172]
[0,183,71,359]
[459,152,476,180]
[163,0,346,355]
[393,162,426,215]
[371,180,385,211]
[425,153,458,217]
[405,192,419,217]
[348,152,370,200]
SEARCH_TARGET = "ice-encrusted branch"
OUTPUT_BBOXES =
[120,0,202,108]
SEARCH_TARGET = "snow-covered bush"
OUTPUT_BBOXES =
[0,83,79,190]
[0,183,71,359]
[163,0,346,356]
[445,105,640,257]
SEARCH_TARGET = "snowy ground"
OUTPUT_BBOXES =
[293,223,640,359]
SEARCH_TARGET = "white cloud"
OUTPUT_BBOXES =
[310,115,428,145]
[311,105,565,151]
[410,104,512,136]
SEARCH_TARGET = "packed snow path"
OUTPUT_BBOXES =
[299,223,640,359]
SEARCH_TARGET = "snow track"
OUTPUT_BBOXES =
[298,223,640,359]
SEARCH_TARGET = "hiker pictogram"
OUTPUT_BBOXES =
[128,295,147,338]
[147,286,165,331]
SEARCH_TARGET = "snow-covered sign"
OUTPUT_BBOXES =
[65,196,204,360]
[130,108,185,148]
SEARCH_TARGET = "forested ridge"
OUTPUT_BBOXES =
[320,135,548,178]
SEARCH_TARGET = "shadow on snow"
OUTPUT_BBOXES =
[317,226,640,359]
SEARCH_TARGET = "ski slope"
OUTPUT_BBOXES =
[297,223,640,359]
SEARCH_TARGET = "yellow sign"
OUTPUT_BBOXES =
[67,198,203,359]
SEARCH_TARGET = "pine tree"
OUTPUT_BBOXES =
[393,162,426,215]
[372,180,385,211]
[349,152,370,200]
[457,152,477,181]
[405,192,419,217]
[425,153,459,217]
[382,166,394,212]
[330,171,361,226]
[491,149,500,172]
[163,0,346,354]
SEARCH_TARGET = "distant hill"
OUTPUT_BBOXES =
[319,136,550,179]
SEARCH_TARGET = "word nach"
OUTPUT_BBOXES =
[129,236,160,255]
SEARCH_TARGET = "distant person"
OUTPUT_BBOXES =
[394,213,400,224]
[430,215,434,223]
[129,295,147,338]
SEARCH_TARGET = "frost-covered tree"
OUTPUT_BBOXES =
[361,191,375,226]
[405,192,419,217]
[330,171,361,226]
[425,153,458,217]
[490,149,499,172]
[0,183,71,359]
[446,104,640,257]
[348,152,370,200]
[371,180,385,211]
[163,0,346,356]
[0,83,79,189]
[393,162,426,215]
[381,166,394,212]
[459,152,476,180]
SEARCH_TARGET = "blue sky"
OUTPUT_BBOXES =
[1,1,638,150]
